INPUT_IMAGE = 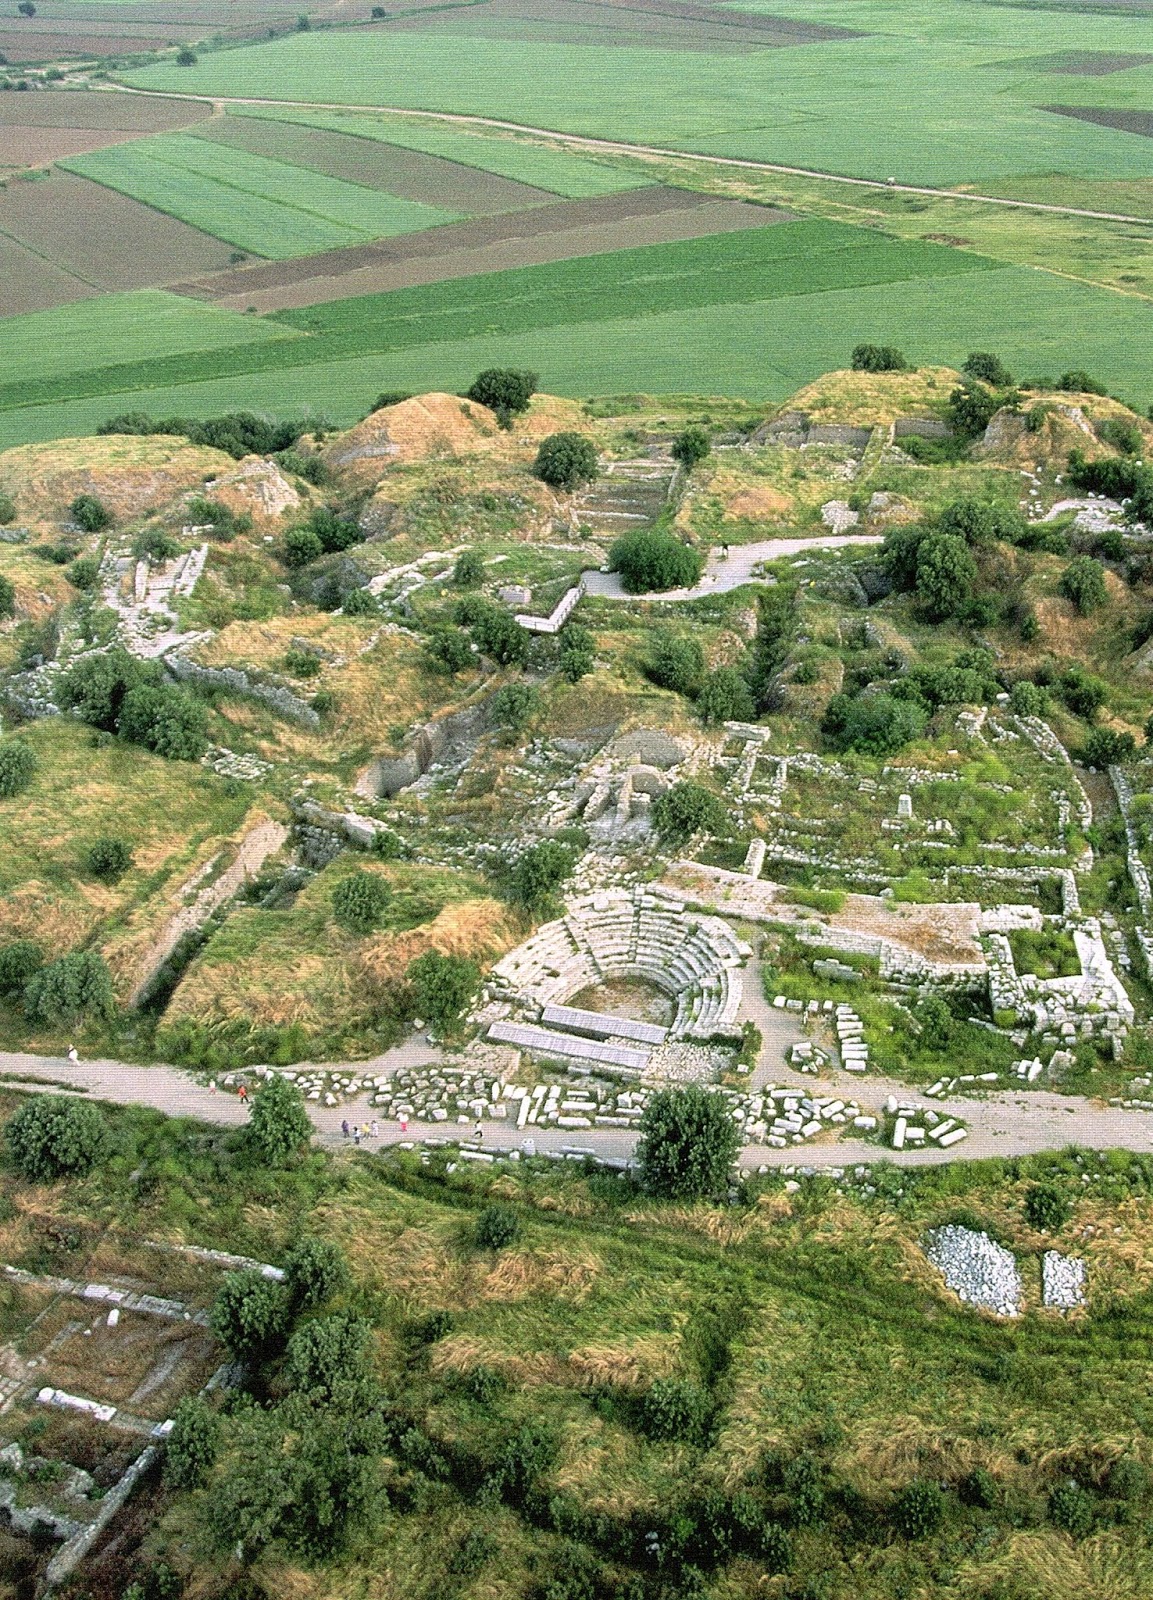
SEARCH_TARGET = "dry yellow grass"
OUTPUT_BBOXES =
[0,435,233,524]
[784,365,959,426]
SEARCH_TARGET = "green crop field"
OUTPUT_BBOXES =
[1,226,1152,447]
[1,288,302,389]
[60,131,464,259]
[123,2,1153,188]
[230,104,652,197]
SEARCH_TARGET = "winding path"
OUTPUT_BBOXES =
[4,1045,1153,1171]
[582,533,883,602]
[110,87,1153,231]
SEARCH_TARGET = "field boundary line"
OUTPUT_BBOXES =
[105,86,1153,228]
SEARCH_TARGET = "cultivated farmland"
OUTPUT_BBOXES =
[60,130,465,258]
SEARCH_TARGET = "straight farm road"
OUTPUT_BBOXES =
[4,1047,1153,1170]
[108,86,1153,231]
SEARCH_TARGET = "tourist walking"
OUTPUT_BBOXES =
[399,1112,408,1134]
[341,1119,350,1139]
[474,1120,484,1144]
[353,1125,361,1147]
[238,1083,248,1105]
[371,1120,379,1139]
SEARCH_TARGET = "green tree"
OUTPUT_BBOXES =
[1060,555,1108,615]
[916,995,954,1051]
[118,683,208,761]
[0,739,36,799]
[963,351,1014,387]
[1056,371,1107,396]
[475,1203,519,1250]
[210,1270,289,1366]
[645,630,704,696]
[6,1095,109,1181]
[176,45,197,64]
[696,666,755,725]
[936,495,1024,546]
[0,574,14,619]
[249,1074,311,1165]
[163,1396,220,1488]
[332,870,391,935]
[283,1237,351,1312]
[282,526,324,568]
[58,648,144,731]
[557,621,594,682]
[464,600,530,667]
[640,1376,709,1441]
[342,586,378,616]
[822,692,927,756]
[535,432,598,490]
[609,529,702,594]
[466,369,537,420]
[285,1312,374,1403]
[65,555,100,591]
[508,839,575,912]
[1023,1182,1071,1232]
[915,533,977,620]
[850,343,909,373]
[0,941,41,999]
[1010,679,1049,717]
[23,952,115,1025]
[453,549,485,587]
[1049,1481,1095,1538]
[132,527,178,563]
[1060,666,1107,719]
[746,583,798,710]
[671,426,711,470]
[85,837,132,883]
[652,780,728,843]
[636,1084,740,1199]
[0,492,15,524]
[491,681,540,733]
[426,626,475,675]
[947,378,1009,438]
[70,494,111,532]
[407,951,479,1028]
[893,1479,944,1538]
[1083,727,1135,768]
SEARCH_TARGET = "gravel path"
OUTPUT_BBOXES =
[582,534,883,602]
[4,1045,1153,1169]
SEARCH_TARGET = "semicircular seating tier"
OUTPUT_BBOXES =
[489,889,749,1041]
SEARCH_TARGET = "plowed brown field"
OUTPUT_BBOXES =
[0,232,95,315]
[195,114,557,214]
[173,186,789,313]
[0,171,236,312]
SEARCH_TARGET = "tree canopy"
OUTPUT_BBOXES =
[332,870,391,935]
[609,529,703,594]
[6,1095,110,1181]
[651,781,728,843]
[636,1085,741,1199]
[535,432,599,490]
[249,1074,312,1165]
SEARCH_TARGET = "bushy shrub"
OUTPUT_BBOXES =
[70,494,111,532]
[0,941,42,999]
[491,681,540,732]
[640,1376,709,1442]
[117,683,208,761]
[609,529,702,594]
[535,432,598,490]
[1082,728,1135,768]
[283,648,322,679]
[822,692,927,756]
[1060,665,1107,719]
[850,343,909,373]
[163,1396,220,1488]
[407,951,479,1028]
[0,574,12,622]
[1010,680,1049,717]
[284,1236,350,1311]
[132,527,179,563]
[0,739,36,799]
[66,555,100,591]
[1048,1480,1095,1538]
[696,667,756,725]
[249,1074,311,1164]
[282,525,324,568]
[671,426,711,469]
[332,870,391,934]
[210,1270,289,1365]
[963,351,1014,387]
[960,1466,997,1508]
[1060,555,1108,615]
[892,1479,943,1538]
[453,549,485,587]
[285,1312,374,1402]
[24,952,115,1025]
[915,533,977,620]
[475,1203,519,1250]
[1096,416,1143,456]
[464,599,530,667]
[342,586,378,616]
[426,626,475,674]
[508,839,576,912]
[86,837,132,882]
[308,506,362,554]
[466,369,537,419]
[645,631,704,696]
[6,1095,109,1180]
[935,495,1024,546]
[636,1084,741,1199]
[1023,1181,1071,1232]
[652,780,727,843]
[0,491,15,524]
[1056,371,1107,396]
